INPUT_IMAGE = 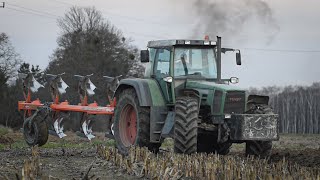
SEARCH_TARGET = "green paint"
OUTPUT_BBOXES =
[184,81,246,115]
[145,79,166,106]
[141,42,246,116]
[186,80,244,91]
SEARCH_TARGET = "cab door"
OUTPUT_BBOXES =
[152,48,173,103]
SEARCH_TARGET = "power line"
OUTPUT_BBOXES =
[6,7,57,21]
[126,31,167,40]
[8,3,61,18]
[101,10,188,26]
[48,0,191,27]
[5,2,168,40]
[51,0,73,6]
[242,48,320,53]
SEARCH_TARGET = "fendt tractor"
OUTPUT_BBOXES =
[18,36,279,158]
[111,36,279,158]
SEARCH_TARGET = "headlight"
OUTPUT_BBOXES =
[225,114,231,119]
[163,76,173,83]
[230,77,239,84]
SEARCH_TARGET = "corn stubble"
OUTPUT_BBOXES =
[97,145,320,180]
[21,146,58,180]
[22,146,41,180]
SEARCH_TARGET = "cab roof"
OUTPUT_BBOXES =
[147,39,216,48]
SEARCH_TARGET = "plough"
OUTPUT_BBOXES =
[18,73,119,146]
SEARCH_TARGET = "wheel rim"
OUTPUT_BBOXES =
[119,104,137,147]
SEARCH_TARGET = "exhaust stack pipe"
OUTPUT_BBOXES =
[217,36,222,83]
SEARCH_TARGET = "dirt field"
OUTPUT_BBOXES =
[0,129,319,179]
[230,134,320,168]
[0,131,141,179]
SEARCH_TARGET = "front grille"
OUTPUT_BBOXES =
[224,91,246,114]
[212,90,223,113]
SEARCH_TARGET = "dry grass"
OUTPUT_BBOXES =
[0,126,13,136]
[97,145,320,180]
[1,128,319,179]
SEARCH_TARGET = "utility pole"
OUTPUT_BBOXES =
[0,2,4,8]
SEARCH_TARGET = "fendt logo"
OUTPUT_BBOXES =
[229,97,242,102]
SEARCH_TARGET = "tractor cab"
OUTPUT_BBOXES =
[140,36,242,104]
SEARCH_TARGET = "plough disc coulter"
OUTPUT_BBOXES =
[18,73,118,146]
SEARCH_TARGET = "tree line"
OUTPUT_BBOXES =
[249,84,320,134]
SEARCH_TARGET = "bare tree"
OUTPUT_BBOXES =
[0,33,21,83]
[249,84,320,134]
[47,7,139,131]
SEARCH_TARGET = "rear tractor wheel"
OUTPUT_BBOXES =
[113,89,161,155]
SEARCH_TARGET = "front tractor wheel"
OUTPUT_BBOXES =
[246,141,272,158]
[113,89,160,155]
[245,104,273,158]
[174,97,198,154]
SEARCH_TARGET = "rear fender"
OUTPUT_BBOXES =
[114,79,166,107]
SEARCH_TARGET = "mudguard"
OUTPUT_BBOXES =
[114,78,166,107]
[247,95,269,105]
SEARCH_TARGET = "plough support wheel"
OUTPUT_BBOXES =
[23,111,49,147]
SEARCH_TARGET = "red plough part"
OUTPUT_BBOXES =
[18,73,118,146]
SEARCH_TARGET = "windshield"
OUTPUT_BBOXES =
[174,47,217,79]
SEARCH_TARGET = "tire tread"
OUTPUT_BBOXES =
[174,97,198,154]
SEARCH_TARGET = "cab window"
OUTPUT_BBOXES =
[154,48,170,77]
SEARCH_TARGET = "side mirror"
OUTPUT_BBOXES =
[140,50,149,63]
[236,50,241,65]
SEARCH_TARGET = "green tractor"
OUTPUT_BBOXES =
[112,36,279,158]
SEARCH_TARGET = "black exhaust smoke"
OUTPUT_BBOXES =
[192,0,279,43]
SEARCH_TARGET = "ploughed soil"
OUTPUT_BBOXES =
[0,132,141,180]
[230,134,320,168]
[0,131,319,179]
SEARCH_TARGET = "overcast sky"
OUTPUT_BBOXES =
[1,0,320,88]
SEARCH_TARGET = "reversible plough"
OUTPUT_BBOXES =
[18,73,120,146]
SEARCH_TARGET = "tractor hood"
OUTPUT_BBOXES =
[183,80,247,115]
[186,80,244,92]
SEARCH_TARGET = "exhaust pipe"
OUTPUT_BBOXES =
[217,36,222,83]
